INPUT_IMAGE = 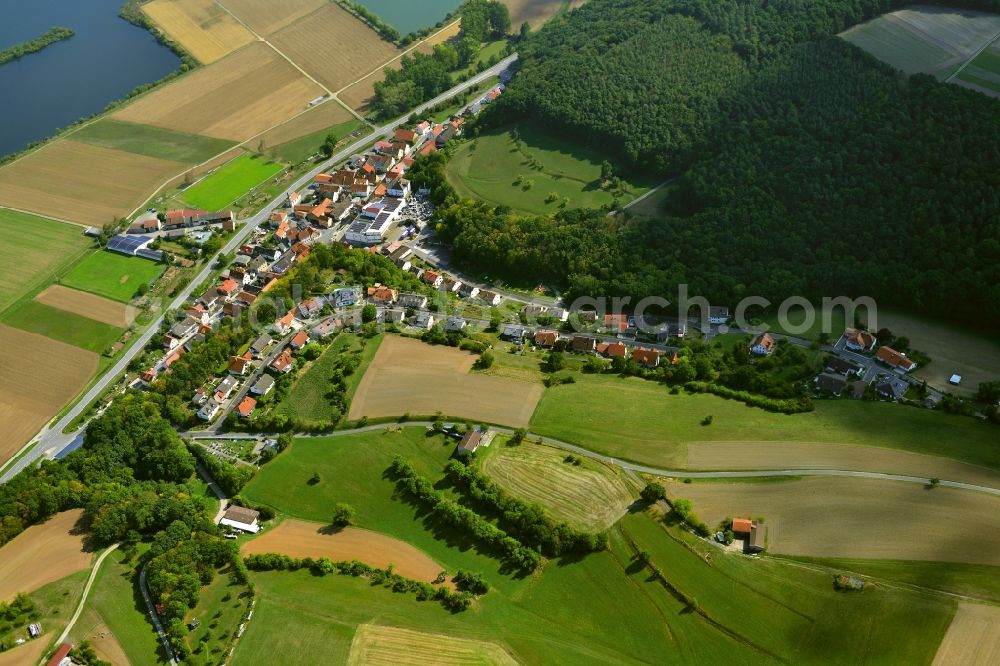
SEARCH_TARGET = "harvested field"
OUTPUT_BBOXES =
[0,140,186,226]
[0,638,48,666]
[242,520,445,583]
[70,119,236,164]
[35,285,137,328]
[480,443,632,531]
[269,3,400,93]
[666,477,1000,565]
[218,0,326,35]
[876,309,1000,397]
[114,42,323,141]
[932,603,1000,666]
[0,326,99,464]
[0,510,91,602]
[257,102,357,149]
[686,442,1000,489]
[144,0,254,64]
[348,624,520,666]
[88,626,130,666]
[349,336,542,427]
[503,0,571,29]
[339,22,462,111]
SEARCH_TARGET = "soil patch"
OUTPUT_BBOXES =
[0,510,91,602]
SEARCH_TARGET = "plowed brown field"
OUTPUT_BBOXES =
[0,510,91,602]
[349,336,542,427]
[0,326,99,464]
[242,520,445,583]
[114,42,322,141]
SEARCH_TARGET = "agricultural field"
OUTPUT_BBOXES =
[71,119,236,165]
[478,442,633,531]
[0,326,99,465]
[60,251,165,303]
[0,570,89,666]
[68,548,163,666]
[0,209,92,316]
[503,0,586,29]
[0,301,123,354]
[271,118,367,164]
[529,374,1000,470]
[349,335,543,427]
[664,476,1000,565]
[181,153,284,210]
[0,140,186,226]
[114,42,323,141]
[955,42,1000,96]
[686,441,1000,488]
[268,3,401,93]
[217,0,326,35]
[34,285,136,328]
[348,624,519,666]
[243,520,447,583]
[144,0,254,64]
[875,308,1000,397]
[445,123,654,214]
[932,603,1000,665]
[840,5,1000,78]
[0,510,91,602]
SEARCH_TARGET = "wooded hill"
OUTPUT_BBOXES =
[446,0,1000,324]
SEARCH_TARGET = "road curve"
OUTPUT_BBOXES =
[0,55,518,484]
[56,543,120,646]
[184,422,1000,496]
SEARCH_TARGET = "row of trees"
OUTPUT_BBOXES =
[188,445,256,497]
[0,26,74,65]
[443,459,607,556]
[388,456,543,571]
[445,0,1000,325]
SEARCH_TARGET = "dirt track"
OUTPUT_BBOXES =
[933,603,1000,666]
[667,477,1000,565]
[242,520,445,583]
[686,441,1000,488]
[36,285,135,328]
[350,336,542,427]
[0,509,91,602]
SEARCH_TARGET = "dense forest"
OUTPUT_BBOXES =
[443,0,1000,324]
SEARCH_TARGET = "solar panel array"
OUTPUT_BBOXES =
[107,235,148,255]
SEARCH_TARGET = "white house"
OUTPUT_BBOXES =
[197,398,221,421]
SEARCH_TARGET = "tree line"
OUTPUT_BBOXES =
[0,26,74,65]
[443,0,1000,325]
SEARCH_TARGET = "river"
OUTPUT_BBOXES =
[0,0,180,158]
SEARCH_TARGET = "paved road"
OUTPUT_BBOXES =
[56,543,120,646]
[140,563,179,666]
[0,55,518,484]
[184,421,1000,495]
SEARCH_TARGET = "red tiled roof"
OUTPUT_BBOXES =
[291,330,309,348]
[875,346,916,370]
[534,330,558,347]
[732,518,753,533]
[237,396,257,417]
[632,347,660,365]
[606,341,628,357]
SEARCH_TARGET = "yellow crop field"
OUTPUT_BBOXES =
[932,603,1000,666]
[269,3,400,93]
[144,0,254,64]
[666,477,1000,565]
[35,285,137,328]
[348,624,520,666]
[114,42,323,141]
[0,140,186,226]
[480,443,633,531]
[0,510,91,602]
[0,326,99,464]
[218,0,326,35]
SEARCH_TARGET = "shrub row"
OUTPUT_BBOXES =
[683,382,813,414]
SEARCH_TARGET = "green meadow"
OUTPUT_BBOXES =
[272,119,367,164]
[529,374,1000,469]
[71,120,236,164]
[60,251,165,303]
[445,122,654,214]
[182,154,284,211]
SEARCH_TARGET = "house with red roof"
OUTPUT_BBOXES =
[367,285,398,304]
[604,314,628,335]
[534,330,559,348]
[843,328,877,352]
[422,270,443,288]
[290,330,310,349]
[632,347,661,368]
[749,332,776,356]
[271,348,294,373]
[604,341,628,358]
[236,396,257,418]
[228,352,252,375]
[875,346,917,372]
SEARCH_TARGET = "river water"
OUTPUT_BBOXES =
[0,0,180,158]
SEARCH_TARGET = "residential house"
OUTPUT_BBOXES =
[218,279,239,300]
[632,347,661,368]
[250,374,274,396]
[436,124,458,147]
[844,328,877,352]
[288,191,302,206]
[395,128,418,145]
[604,314,628,335]
[445,316,467,333]
[198,398,222,421]
[191,387,208,406]
[367,285,398,304]
[534,330,559,348]
[459,284,480,299]
[875,346,917,372]
[479,290,502,307]
[128,216,160,234]
[441,277,462,293]
[398,292,428,309]
[456,429,483,456]
[236,396,257,418]
[708,306,730,324]
[310,318,341,340]
[249,334,272,358]
[228,353,253,376]
[271,349,294,373]
[386,177,410,198]
[384,308,405,324]
[330,286,361,308]
[604,341,628,358]
[274,310,296,334]
[219,506,260,534]
[571,336,597,353]
[422,270,443,288]
[824,356,863,377]
[749,333,776,356]
[413,312,435,330]
[290,330,310,349]
[814,373,846,396]
[185,304,210,326]
[501,324,527,343]
[215,377,238,401]
[297,297,324,319]
[876,376,908,401]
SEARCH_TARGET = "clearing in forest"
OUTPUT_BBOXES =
[349,336,542,427]
[932,603,1000,666]
[0,510,91,602]
[242,520,446,583]
[479,443,633,531]
[665,476,1000,565]
[348,624,520,666]
[144,0,254,64]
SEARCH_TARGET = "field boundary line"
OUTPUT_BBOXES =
[946,28,1000,82]
[0,205,88,229]
[56,543,120,646]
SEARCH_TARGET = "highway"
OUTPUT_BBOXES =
[0,55,518,484]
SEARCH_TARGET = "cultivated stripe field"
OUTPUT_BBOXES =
[0,510,91,603]
[144,0,255,64]
[348,624,521,666]
[932,603,1000,666]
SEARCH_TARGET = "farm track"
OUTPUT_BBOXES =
[56,543,120,645]
[187,422,1000,496]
